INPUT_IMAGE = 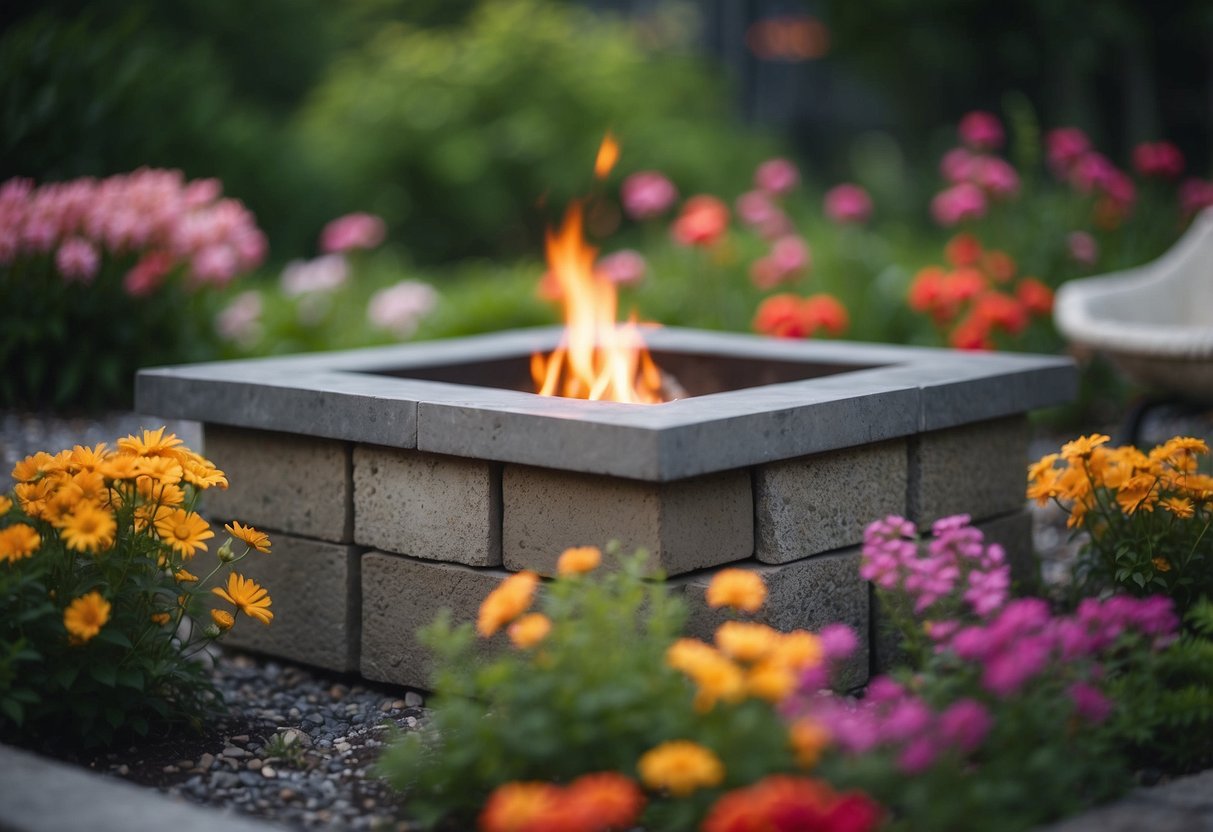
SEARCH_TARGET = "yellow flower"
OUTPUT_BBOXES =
[0,495,11,515]
[45,488,82,527]
[1060,434,1111,460]
[1162,496,1195,519]
[1162,436,1209,457]
[134,504,172,534]
[224,521,271,554]
[181,457,228,490]
[1152,557,1172,573]
[99,455,140,481]
[637,741,724,797]
[137,477,185,507]
[211,609,235,631]
[508,612,552,648]
[132,455,183,484]
[117,427,185,458]
[69,443,111,472]
[154,509,214,558]
[151,612,171,625]
[746,659,797,702]
[212,573,273,625]
[60,502,117,553]
[556,545,601,576]
[1115,475,1158,515]
[477,571,539,637]
[769,630,824,671]
[714,621,780,663]
[63,591,111,644]
[11,451,60,482]
[175,568,199,583]
[68,470,108,504]
[667,638,721,672]
[705,568,767,613]
[0,523,41,562]
[789,718,831,769]
[1027,453,1059,484]
[14,479,56,520]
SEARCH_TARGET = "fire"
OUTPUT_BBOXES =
[531,136,665,404]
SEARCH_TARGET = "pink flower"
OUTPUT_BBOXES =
[320,212,386,254]
[736,190,791,239]
[1179,178,1213,217]
[754,157,800,195]
[937,699,992,754]
[215,290,263,347]
[1046,127,1091,177]
[123,251,174,297]
[897,736,940,775]
[972,157,1020,200]
[958,111,1004,151]
[367,280,438,338]
[191,245,239,286]
[620,171,677,220]
[769,235,811,277]
[1067,231,1099,266]
[982,634,1050,697]
[823,184,873,225]
[280,254,349,297]
[940,147,978,184]
[55,237,99,283]
[930,183,987,227]
[596,249,647,286]
[1068,681,1113,724]
[819,624,859,663]
[1132,141,1185,179]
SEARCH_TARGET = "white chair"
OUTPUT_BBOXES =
[1055,208,1213,399]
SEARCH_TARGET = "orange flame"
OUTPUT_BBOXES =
[594,133,620,180]
[531,202,664,403]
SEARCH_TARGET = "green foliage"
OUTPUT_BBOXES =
[299,0,777,262]
[0,435,273,747]
[377,549,797,830]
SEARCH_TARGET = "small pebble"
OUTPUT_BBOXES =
[221,746,249,759]
[404,692,423,708]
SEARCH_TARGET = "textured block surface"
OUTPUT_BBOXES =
[202,425,352,543]
[676,550,870,689]
[755,440,907,563]
[198,532,361,672]
[908,415,1028,525]
[360,552,509,688]
[503,465,753,576]
[353,445,501,566]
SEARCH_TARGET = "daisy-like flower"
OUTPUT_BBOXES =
[225,521,271,554]
[1061,434,1111,460]
[181,457,228,490]
[60,503,117,553]
[12,451,58,482]
[556,545,601,575]
[117,427,185,458]
[211,609,235,631]
[154,508,214,558]
[213,573,273,624]
[508,612,552,649]
[174,568,199,583]
[63,591,111,644]
[1161,496,1195,519]
[637,740,725,797]
[67,470,108,504]
[14,479,56,520]
[69,443,111,472]
[705,568,767,613]
[133,455,183,484]
[0,523,41,562]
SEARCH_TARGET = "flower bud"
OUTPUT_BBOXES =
[202,624,222,639]
[217,539,236,563]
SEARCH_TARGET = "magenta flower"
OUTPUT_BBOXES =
[1067,231,1099,267]
[320,212,386,254]
[819,624,859,663]
[1046,127,1092,177]
[1132,141,1185,179]
[930,183,987,227]
[1179,178,1213,217]
[596,249,647,286]
[620,171,678,220]
[972,157,1020,200]
[55,237,99,283]
[823,184,873,225]
[1069,681,1113,724]
[940,147,978,184]
[754,157,800,195]
[958,111,1004,151]
[937,699,992,754]
[123,251,173,297]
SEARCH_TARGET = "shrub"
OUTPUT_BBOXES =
[0,170,265,409]
[378,547,877,831]
[0,429,274,746]
[1028,434,1213,613]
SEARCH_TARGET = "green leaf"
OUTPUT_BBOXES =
[104,706,125,729]
[54,665,79,688]
[95,628,133,648]
[116,668,143,691]
[89,663,117,687]
[0,698,24,725]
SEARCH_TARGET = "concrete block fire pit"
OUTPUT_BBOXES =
[137,327,1075,688]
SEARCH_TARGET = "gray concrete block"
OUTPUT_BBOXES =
[360,552,510,689]
[502,465,753,577]
[908,415,1029,525]
[755,440,907,563]
[675,550,869,689]
[198,532,361,673]
[202,425,352,543]
[353,446,501,567]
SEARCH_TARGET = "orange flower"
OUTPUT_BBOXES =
[982,250,1017,282]
[478,781,564,832]
[714,620,779,663]
[117,427,185,459]
[556,545,601,576]
[0,523,41,562]
[1061,434,1111,460]
[477,571,540,637]
[225,521,271,554]
[562,773,645,832]
[508,612,552,649]
[789,719,831,769]
[1161,496,1195,519]
[703,776,882,832]
[944,232,983,268]
[671,195,729,247]
[1016,277,1054,316]
[637,741,724,797]
[212,573,273,625]
[155,509,214,558]
[63,591,111,644]
[705,568,767,613]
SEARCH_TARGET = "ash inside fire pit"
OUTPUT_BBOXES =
[365,349,879,399]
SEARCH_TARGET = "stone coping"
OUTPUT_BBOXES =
[137,327,1075,481]
[0,743,280,832]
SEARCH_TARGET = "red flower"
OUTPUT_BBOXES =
[957,111,1004,152]
[944,233,983,268]
[753,294,849,339]
[1132,141,1185,179]
[972,292,1028,335]
[672,195,730,247]
[703,776,882,832]
[949,314,994,351]
[801,294,849,337]
[1016,277,1054,316]
[982,250,1017,283]
[562,773,644,832]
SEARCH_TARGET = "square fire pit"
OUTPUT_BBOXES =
[136,327,1074,687]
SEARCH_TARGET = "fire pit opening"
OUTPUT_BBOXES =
[361,349,885,399]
